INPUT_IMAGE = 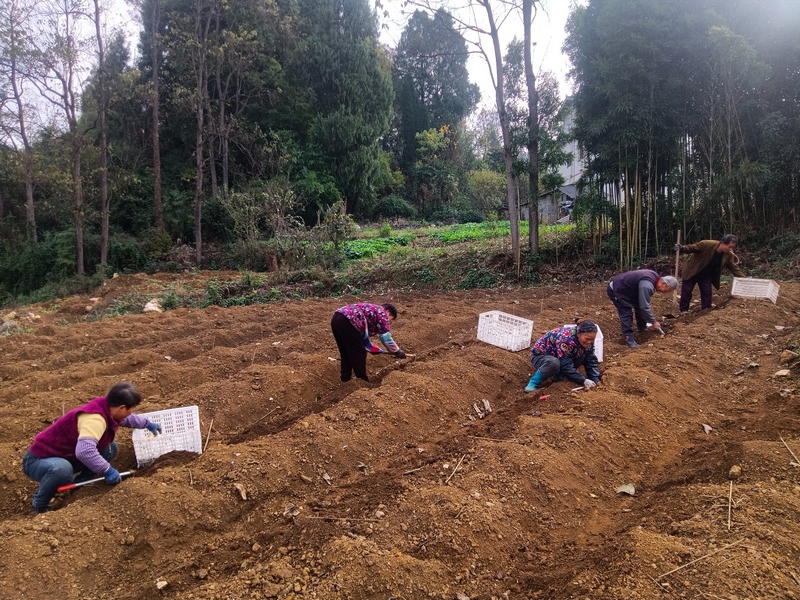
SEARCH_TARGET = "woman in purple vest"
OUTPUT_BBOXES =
[22,381,161,513]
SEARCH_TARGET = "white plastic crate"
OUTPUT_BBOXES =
[131,405,203,467]
[477,311,533,352]
[564,323,604,362]
[731,277,779,304]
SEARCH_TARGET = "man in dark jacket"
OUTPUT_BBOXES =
[607,269,678,348]
[675,234,744,312]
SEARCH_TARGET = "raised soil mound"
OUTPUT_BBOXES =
[1,275,799,599]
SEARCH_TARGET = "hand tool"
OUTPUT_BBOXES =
[57,470,134,493]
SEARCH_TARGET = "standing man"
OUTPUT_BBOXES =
[607,269,678,348]
[675,234,744,312]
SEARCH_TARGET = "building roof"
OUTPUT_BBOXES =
[538,184,577,200]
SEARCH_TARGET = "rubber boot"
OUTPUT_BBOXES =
[524,370,546,393]
[625,334,639,348]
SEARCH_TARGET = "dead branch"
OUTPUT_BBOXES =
[203,418,214,452]
[239,407,280,435]
[727,481,733,531]
[779,434,799,463]
[445,453,467,485]
[657,540,744,579]
[306,515,380,522]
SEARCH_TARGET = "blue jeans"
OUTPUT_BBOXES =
[22,442,118,511]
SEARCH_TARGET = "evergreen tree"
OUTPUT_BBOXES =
[291,0,394,217]
[391,8,479,174]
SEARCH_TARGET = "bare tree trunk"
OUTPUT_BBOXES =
[150,0,164,231]
[93,0,109,273]
[6,0,37,242]
[480,0,519,265]
[523,0,539,253]
[193,0,213,266]
[71,134,85,275]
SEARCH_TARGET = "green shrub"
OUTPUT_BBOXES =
[140,229,173,259]
[109,234,150,274]
[379,222,391,238]
[373,195,415,219]
[769,233,800,258]
[457,268,497,289]
[160,291,183,310]
[0,231,76,299]
[414,268,437,283]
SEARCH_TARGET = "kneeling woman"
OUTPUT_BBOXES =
[524,319,601,393]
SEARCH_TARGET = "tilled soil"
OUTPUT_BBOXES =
[1,274,799,600]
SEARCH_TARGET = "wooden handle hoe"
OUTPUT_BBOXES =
[672,229,681,312]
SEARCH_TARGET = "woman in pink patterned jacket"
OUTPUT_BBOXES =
[331,302,406,382]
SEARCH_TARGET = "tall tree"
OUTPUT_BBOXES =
[147,0,164,231]
[0,0,37,241]
[565,0,685,265]
[391,8,479,174]
[292,0,393,216]
[91,0,109,270]
[30,0,92,274]
[522,0,539,252]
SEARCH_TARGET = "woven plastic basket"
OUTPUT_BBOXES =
[132,405,203,467]
[731,277,779,304]
[477,311,534,352]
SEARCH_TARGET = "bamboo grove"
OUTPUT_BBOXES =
[566,0,800,266]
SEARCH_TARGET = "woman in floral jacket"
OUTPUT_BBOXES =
[524,319,601,394]
[331,303,406,382]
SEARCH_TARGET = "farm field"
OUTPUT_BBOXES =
[1,272,799,599]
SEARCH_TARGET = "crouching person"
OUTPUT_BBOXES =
[22,381,161,513]
[524,319,601,394]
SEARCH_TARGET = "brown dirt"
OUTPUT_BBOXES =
[1,274,799,600]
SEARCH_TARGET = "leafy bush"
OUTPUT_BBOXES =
[19,274,103,305]
[343,236,410,259]
[140,229,173,260]
[373,195,416,220]
[456,210,484,224]
[768,233,800,258]
[414,268,437,283]
[160,290,184,311]
[465,170,506,214]
[109,234,151,274]
[457,268,497,289]
[0,231,76,299]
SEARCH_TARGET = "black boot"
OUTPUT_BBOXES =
[625,334,639,348]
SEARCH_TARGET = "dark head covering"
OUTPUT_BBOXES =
[575,318,598,334]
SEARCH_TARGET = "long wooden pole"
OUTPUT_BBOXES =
[673,229,681,311]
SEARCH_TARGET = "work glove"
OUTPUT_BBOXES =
[145,421,162,436]
[673,243,682,252]
[104,466,121,485]
[394,350,407,359]
[583,379,597,390]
